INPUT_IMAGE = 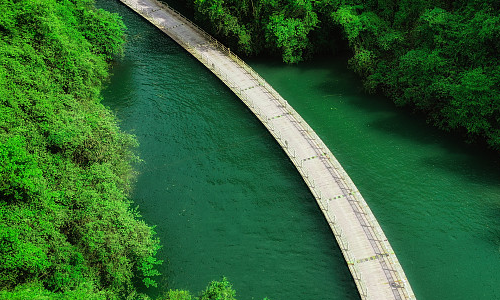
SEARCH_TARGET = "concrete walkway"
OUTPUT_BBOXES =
[118,0,416,299]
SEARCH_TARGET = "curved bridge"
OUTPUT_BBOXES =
[118,0,416,298]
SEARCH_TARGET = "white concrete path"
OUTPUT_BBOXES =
[118,1,416,299]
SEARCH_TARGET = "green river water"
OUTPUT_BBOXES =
[99,1,500,299]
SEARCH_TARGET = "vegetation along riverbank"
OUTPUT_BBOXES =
[0,0,163,298]
[2,0,499,299]
[0,0,265,299]
[187,0,500,151]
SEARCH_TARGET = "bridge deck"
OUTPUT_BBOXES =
[119,0,416,299]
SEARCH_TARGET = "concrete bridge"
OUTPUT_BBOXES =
[118,0,416,298]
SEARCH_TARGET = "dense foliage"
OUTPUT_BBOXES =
[0,0,162,299]
[190,0,500,150]
[158,277,269,300]
[159,277,236,300]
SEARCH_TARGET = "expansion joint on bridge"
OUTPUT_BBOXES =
[330,191,359,200]
[165,23,185,30]
[194,42,211,48]
[269,112,291,121]
[356,253,390,264]
[242,85,258,92]
[120,0,418,298]
[301,152,330,162]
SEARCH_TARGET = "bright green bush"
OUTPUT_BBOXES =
[158,278,268,300]
[199,277,236,300]
[0,0,161,298]
[190,0,500,150]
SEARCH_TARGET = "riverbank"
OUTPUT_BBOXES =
[185,0,500,152]
[93,1,500,300]
[117,0,414,298]
[0,1,161,298]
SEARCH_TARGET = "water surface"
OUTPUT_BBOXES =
[99,2,357,299]
[99,1,500,299]
[250,58,500,300]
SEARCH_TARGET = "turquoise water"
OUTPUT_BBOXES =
[99,2,356,300]
[250,58,500,300]
[99,1,500,299]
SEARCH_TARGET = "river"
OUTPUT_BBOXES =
[99,1,500,299]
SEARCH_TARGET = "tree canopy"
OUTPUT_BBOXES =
[0,1,270,299]
[190,0,500,150]
[0,0,161,298]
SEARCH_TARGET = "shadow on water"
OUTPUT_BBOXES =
[97,1,500,297]
[488,207,500,243]
[251,54,500,299]
[98,4,361,300]
[309,58,500,187]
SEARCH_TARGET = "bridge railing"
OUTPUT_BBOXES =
[120,1,414,298]
[181,46,370,300]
